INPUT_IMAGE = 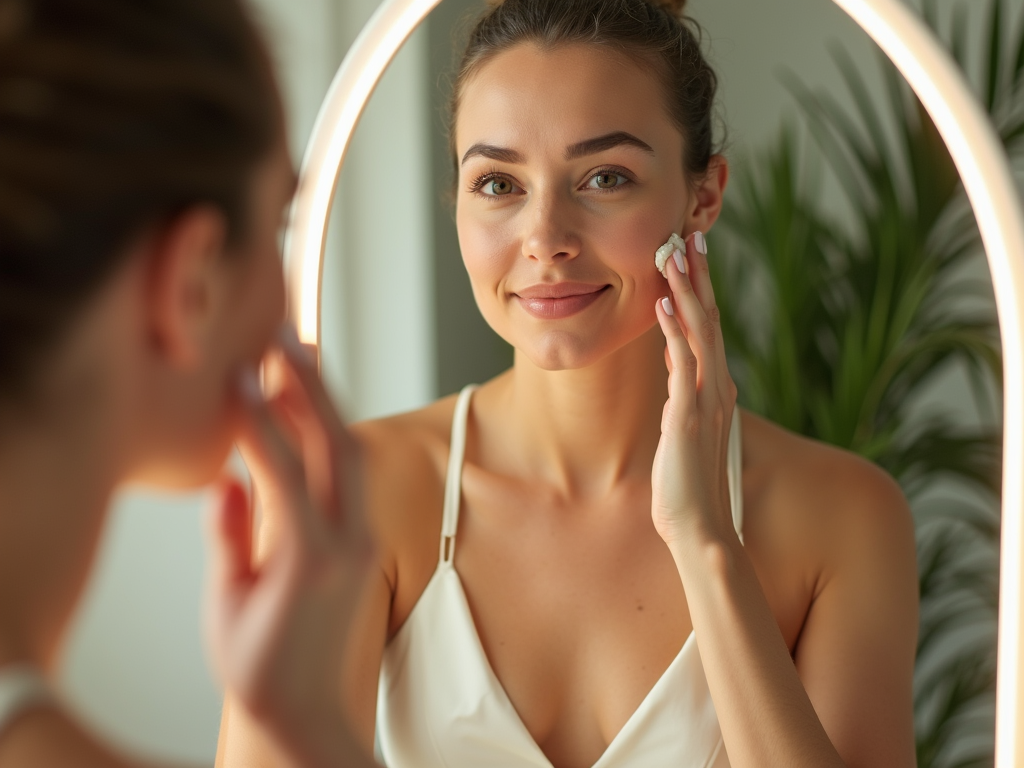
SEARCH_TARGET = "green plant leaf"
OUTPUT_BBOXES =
[719,3,1011,763]
[985,0,1004,111]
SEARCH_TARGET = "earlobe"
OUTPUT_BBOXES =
[146,206,228,369]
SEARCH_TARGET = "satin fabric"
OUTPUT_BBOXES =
[378,386,743,768]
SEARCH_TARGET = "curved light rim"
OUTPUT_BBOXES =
[283,1,1024,763]
[282,0,444,347]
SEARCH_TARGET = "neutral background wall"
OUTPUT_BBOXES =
[54,1,997,764]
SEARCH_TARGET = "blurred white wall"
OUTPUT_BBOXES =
[326,3,436,421]
[692,0,878,154]
[53,0,997,764]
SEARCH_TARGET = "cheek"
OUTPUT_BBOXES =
[207,244,285,411]
[239,244,286,354]
[207,250,282,460]
[457,209,517,299]
[597,204,679,303]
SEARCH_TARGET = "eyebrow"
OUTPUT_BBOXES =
[460,131,654,166]
[460,144,525,166]
[564,131,654,160]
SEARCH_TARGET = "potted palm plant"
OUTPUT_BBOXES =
[713,0,1024,764]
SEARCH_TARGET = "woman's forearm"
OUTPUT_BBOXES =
[669,529,844,768]
[217,692,378,768]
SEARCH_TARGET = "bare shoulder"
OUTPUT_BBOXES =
[739,409,915,579]
[0,708,135,768]
[349,395,460,594]
[350,393,458,463]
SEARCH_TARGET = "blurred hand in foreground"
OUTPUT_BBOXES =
[205,327,377,768]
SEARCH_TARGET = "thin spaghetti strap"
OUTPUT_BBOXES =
[726,403,744,544]
[439,385,478,565]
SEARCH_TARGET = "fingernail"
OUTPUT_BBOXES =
[661,297,674,316]
[238,367,263,405]
[694,231,707,255]
[672,248,685,274]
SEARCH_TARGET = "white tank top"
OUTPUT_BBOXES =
[377,385,743,768]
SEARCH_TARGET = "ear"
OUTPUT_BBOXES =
[146,207,229,369]
[685,155,729,234]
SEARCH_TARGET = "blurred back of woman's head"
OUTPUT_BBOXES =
[0,0,282,404]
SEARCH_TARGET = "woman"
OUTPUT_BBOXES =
[219,0,918,766]
[0,0,374,765]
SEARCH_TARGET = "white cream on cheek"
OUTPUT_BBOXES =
[655,233,687,277]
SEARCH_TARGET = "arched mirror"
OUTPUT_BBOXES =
[285,0,1024,764]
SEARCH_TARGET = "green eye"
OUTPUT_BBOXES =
[590,172,625,190]
[488,178,514,195]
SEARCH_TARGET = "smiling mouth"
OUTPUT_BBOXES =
[513,285,610,319]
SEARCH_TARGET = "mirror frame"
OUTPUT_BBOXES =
[282,0,1024,762]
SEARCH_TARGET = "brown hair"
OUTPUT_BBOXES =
[448,0,719,182]
[0,0,281,400]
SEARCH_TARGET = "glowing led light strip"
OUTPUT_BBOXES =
[828,5,1024,762]
[282,0,444,346]
[284,0,1024,761]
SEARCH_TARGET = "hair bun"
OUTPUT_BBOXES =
[652,0,688,17]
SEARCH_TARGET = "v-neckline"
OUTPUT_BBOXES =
[439,562,699,768]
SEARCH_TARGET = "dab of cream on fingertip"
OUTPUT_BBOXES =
[655,233,687,277]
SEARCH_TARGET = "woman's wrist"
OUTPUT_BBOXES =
[662,513,742,582]
[658,498,736,550]
[262,699,371,768]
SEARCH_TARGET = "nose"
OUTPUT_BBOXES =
[520,189,582,264]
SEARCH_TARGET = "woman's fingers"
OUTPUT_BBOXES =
[683,232,715,321]
[655,294,697,413]
[208,477,255,592]
[665,246,716,399]
[235,367,314,543]
[277,326,345,437]
[273,326,362,531]
[684,232,734,404]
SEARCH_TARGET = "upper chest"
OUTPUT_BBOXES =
[386,458,816,767]
[448,460,816,647]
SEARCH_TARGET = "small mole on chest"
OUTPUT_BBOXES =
[636,602,644,612]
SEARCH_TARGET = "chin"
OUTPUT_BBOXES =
[127,426,237,491]
[517,310,660,370]
[520,330,609,371]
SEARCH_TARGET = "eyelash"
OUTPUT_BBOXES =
[466,167,634,197]
[467,169,511,195]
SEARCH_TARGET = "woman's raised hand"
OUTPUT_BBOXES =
[651,232,739,549]
[204,328,377,768]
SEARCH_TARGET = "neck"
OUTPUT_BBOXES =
[494,325,668,498]
[0,381,124,672]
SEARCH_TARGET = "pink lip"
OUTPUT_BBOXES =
[513,283,609,319]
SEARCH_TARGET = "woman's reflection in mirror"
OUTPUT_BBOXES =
[220,1,917,767]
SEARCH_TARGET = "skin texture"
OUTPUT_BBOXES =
[218,43,918,768]
[0,143,376,768]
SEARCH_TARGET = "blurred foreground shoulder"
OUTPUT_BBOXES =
[0,708,135,768]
